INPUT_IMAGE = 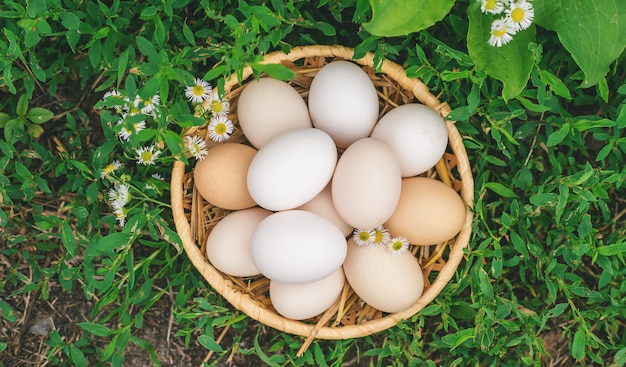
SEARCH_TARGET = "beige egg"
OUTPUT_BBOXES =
[237,77,312,149]
[343,239,424,313]
[296,184,353,237]
[331,138,402,230]
[384,177,466,246]
[205,207,272,277]
[194,143,257,210]
[269,268,345,320]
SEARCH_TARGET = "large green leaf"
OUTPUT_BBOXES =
[534,0,626,88]
[363,0,456,37]
[467,5,535,100]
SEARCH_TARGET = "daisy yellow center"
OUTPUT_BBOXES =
[214,123,227,135]
[211,100,223,113]
[133,123,141,130]
[103,164,115,173]
[485,0,496,10]
[141,151,153,161]
[358,232,371,242]
[511,8,525,22]
[130,107,140,114]
[192,85,205,96]
[493,27,507,37]
[374,231,383,242]
[391,241,403,251]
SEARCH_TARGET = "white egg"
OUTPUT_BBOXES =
[205,208,272,277]
[247,128,337,211]
[237,77,312,149]
[331,138,402,230]
[270,268,345,320]
[250,210,347,284]
[308,61,379,148]
[296,184,354,237]
[370,104,448,177]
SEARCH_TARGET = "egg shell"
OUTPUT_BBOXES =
[237,77,312,149]
[194,143,257,210]
[205,207,272,277]
[370,104,448,177]
[250,210,347,284]
[296,184,354,237]
[384,177,466,246]
[269,268,345,320]
[343,238,424,313]
[247,128,337,211]
[308,61,379,148]
[331,138,402,230]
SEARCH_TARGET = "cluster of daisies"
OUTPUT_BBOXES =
[352,226,410,256]
[98,77,233,227]
[481,0,535,47]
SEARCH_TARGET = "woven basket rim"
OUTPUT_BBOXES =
[170,44,475,342]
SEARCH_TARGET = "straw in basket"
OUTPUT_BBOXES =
[170,45,474,355]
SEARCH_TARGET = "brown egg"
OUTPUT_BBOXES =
[194,143,257,210]
[384,177,466,246]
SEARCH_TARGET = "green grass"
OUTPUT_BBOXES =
[1,0,625,366]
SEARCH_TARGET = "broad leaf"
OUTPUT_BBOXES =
[467,5,535,100]
[363,0,456,37]
[534,0,626,88]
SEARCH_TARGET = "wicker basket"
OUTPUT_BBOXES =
[170,45,474,353]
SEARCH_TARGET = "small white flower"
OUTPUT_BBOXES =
[113,206,127,227]
[136,93,160,115]
[207,89,230,116]
[480,0,504,14]
[207,114,234,142]
[488,18,516,47]
[101,160,122,179]
[103,90,122,100]
[506,0,534,32]
[152,173,165,181]
[352,228,375,247]
[387,236,409,256]
[185,78,212,103]
[135,145,162,165]
[186,135,208,160]
[118,119,147,141]
[145,184,155,190]
[108,184,130,208]
[372,226,391,247]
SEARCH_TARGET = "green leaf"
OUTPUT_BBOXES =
[198,335,223,352]
[0,112,11,128]
[77,322,116,337]
[16,94,29,117]
[251,63,295,81]
[596,243,626,256]
[484,182,517,198]
[442,328,475,350]
[363,0,456,37]
[136,36,158,59]
[539,70,571,99]
[534,0,626,88]
[61,222,76,257]
[27,107,54,124]
[571,326,586,360]
[0,300,18,322]
[547,123,570,146]
[467,6,535,100]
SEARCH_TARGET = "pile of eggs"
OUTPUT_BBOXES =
[193,60,467,321]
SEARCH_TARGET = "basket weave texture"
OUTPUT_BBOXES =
[170,45,474,345]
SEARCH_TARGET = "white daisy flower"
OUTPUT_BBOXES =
[118,119,147,141]
[372,226,391,247]
[207,114,234,142]
[101,160,122,179]
[488,18,516,47]
[136,93,160,115]
[185,78,212,103]
[108,184,130,208]
[506,0,534,32]
[207,89,230,116]
[352,228,375,247]
[152,173,165,181]
[387,236,409,256]
[480,0,504,14]
[118,127,133,141]
[103,89,122,100]
[135,145,162,165]
[113,206,127,227]
[186,135,208,160]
